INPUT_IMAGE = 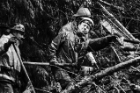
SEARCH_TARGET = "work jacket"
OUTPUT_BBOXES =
[0,35,21,83]
[48,22,115,65]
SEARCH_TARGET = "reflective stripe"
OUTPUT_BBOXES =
[0,74,15,82]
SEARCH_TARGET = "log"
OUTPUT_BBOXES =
[98,1,136,41]
[79,56,140,85]
[60,56,140,93]
[99,0,124,11]
[23,62,50,66]
[23,62,75,67]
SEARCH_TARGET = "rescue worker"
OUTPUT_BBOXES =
[48,7,117,89]
[0,24,25,93]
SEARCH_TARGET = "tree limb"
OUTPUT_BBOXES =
[61,56,140,93]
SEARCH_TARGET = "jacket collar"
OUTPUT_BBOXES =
[71,21,78,35]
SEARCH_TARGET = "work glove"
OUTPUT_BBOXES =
[107,35,118,42]
[50,59,61,66]
[4,37,17,51]
[8,37,17,44]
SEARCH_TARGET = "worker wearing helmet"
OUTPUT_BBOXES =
[48,7,117,90]
[0,24,25,92]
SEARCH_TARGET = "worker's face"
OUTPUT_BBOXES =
[12,30,24,45]
[77,20,90,36]
[13,30,24,39]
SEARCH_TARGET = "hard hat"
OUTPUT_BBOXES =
[11,24,25,33]
[80,17,94,26]
[73,7,91,17]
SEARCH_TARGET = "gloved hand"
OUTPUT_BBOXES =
[4,37,17,51]
[8,37,17,44]
[107,35,118,42]
[53,62,62,66]
[50,59,61,66]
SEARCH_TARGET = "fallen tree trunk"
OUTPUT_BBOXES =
[23,62,75,67]
[98,1,136,40]
[60,56,140,93]
[91,57,140,80]
[23,62,50,65]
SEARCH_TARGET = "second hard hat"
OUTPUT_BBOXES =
[73,7,91,17]
[11,24,25,33]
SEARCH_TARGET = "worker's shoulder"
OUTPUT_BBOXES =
[60,22,74,33]
[0,35,10,43]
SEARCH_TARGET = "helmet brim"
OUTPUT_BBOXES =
[10,28,24,32]
[81,17,94,26]
[73,14,80,17]
[73,14,91,18]
[10,24,25,33]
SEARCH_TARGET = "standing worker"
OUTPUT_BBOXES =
[0,24,25,93]
[48,7,117,90]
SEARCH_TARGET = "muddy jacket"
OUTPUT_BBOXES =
[48,22,115,64]
[0,35,21,83]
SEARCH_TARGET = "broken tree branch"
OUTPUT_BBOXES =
[60,56,140,93]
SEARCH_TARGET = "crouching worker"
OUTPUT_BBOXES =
[0,24,25,93]
[48,7,117,90]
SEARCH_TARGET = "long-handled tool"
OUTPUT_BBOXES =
[13,44,36,93]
